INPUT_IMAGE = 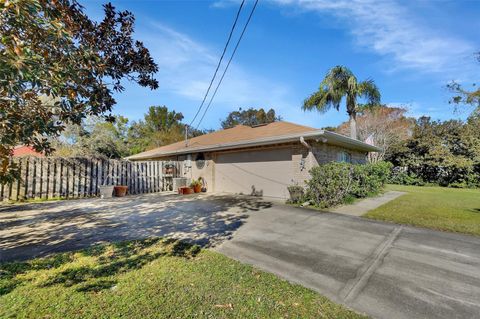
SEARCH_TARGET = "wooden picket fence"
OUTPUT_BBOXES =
[0,157,180,202]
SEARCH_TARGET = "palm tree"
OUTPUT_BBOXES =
[302,66,380,140]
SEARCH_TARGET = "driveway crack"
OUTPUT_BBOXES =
[340,226,403,303]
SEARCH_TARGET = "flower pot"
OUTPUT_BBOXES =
[99,185,114,199]
[114,185,128,197]
[287,187,304,203]
[193,184,202,193]
[183,187,194,195]
[178,186,193,195]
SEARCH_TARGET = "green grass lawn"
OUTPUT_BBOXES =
[0,238,365,319]
[364,184,480,236]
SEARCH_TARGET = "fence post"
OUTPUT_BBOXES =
[141,162,146,193]
[11,158,20,201]
[61,158,67,198]
[154,161,158,192]
[42,158,48,199]
[34,158,40,199]
[144,162,148,193]
[38,158,43,199]
[133,162,138,194]
[76,158,82,198]
[51,158,57,198]
[147,162,151,193]
[46,158,52,199]
[24,159,30,200]
[137,162,141,194]
[91,159,97,196]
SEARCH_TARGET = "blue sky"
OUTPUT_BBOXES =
[82,0,480,130]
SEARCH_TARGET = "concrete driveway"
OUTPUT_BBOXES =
[1,193,479,319]
[0,192,272,262]
[216,203,480,319]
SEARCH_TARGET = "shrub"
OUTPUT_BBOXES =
[351,162,392,198]
[305,162,353,208]
[287,185,305,204]
[305,162,391,208]
[388,168,425,186]
[448,172,480,189]
[385,116,480,189]
[190,179,202,187]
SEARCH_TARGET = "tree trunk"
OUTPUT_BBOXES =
[349,113,357,140]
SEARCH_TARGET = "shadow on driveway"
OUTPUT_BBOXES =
[0,193,272,262]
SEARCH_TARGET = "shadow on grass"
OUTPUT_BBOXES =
[0,238,200,295]
[0,253,74,295]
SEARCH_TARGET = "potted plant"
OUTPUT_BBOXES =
[178,186,194,195]
[191,179,202,193]
[287,185,304,203]
[99,183,114,199]
[199,177,207,192]
[99,173,127,198]
[114,185,128,197]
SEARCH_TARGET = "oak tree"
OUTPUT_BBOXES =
[221,107,281,129]
[0,0,158,183]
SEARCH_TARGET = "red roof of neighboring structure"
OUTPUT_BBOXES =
[13,145,44,157]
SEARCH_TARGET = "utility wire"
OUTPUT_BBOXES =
[195,0,259,130]
[188,0,245,127]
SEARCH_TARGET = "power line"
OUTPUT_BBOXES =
[188,0,245,127]
[195,0,259,130]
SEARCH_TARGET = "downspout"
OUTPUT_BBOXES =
[299,136,313,174]
[300,136,311,150]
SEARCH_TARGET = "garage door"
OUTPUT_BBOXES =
[214,148,293,198]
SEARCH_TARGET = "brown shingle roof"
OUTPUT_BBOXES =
[127,121,318,160]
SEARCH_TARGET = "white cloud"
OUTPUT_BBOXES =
[386,101,452,120]
[210,0,241,9]
[274,0,477,80]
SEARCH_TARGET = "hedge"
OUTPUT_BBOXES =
[303,161,392,208]
[388,166,480,188]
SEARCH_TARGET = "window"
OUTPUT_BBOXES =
[337,151,352,163]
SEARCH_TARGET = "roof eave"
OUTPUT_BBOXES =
[126,130,321,160]
[126,130,381,160]
[322,131,382,152]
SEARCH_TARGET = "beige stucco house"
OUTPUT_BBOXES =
[127,121,380,199]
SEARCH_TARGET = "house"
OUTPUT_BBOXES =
[127,121,380,199]
[12,145,44,157]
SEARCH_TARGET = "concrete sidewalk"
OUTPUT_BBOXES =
[327,191,406,216]
[216,203,480,319]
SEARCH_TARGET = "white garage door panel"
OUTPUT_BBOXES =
[215,148,292,198]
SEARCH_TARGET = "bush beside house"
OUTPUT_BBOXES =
[295,162,391,208]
